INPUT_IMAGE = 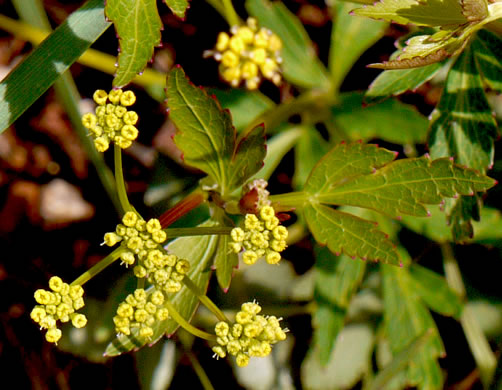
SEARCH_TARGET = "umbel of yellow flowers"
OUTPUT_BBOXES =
[229,205,288,265]
[212,301,287,367]
[208,18,283,89]
[82,89,139,152]
[30,276,87,344]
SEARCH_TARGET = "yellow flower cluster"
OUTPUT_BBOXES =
[229,206,288,265]
[210,18,282,89]
[81,89,138,152]
[113,288,169,338]
[212,301,287,367]
[104,211,190,294]
[30,276,87,344]
[104,211,167,267]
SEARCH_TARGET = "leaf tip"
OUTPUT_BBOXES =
[426,210,432,217]
[223,287,230,293]
[399,262,404,268]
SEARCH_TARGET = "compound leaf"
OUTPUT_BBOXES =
[214,235,238,291]
[305,203,400,265]
[163,0,189,18]
[106,0,162,87]
[105,221,219,356]
[309,146,495,218]
[352,0,468,27]
[167,67,266,196]
[382,262,445,389]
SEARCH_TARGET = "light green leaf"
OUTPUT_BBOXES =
[382,262,445,389]
[304,142,397,196]
[163,0,189,18]
[106,0,162,87]
[305,204,400,265]
[365,62,442,104]
[136,340,176,390]
[331,92,429,144]
[472,29,502,93]
[368,330,434,390]
[293,126,330,190]
[105,222,219,356]
[330,2,387,90]
[409,264,463,318]
[214,235,238,291]
[313,245,366,363]
[167,67,266,196]
[0,0,110,134]
[353,0,467,26]
[246,0,331,89]
[212,89,274,132]
[313,154,495,218]
[302,324,375,390]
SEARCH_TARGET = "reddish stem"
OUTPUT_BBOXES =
[159,190,206,228]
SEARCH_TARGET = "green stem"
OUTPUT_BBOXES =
[221,0,240,26]
[186,351,216,390]
[182,276,229,323]
[114,144,133,215]
[269,191,308,208]
[71,247,124,286]
[165,226,233,238]
[164,301,216,342]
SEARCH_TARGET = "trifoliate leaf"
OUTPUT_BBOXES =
[365,62,442,103]
[163,0,189,19]
[167,67,266,197]
[382,261,445,389]
[106,0,162,87]
[352,0,468,27]
[311,152,495,218]
[305,204,400,265]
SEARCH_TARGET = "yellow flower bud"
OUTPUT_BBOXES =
[94,137,110,152]
[243,251,259,265]
[73,297,85,310]
[121,251,136,266]
[146,218,161,233]
[108,89,123,104]
[272,226,288,241]
[165,254,177,267]
[165,280,181,293]
[93,90,108,105]
[268,34,282,51]
[120,91,136,106]
[48,276,64,292]
[251,48,267,64]
[242,302,261,315]
[213,346,227,359]
[259,206,275,221]
[265,251,281,265]
[236,353,250,367]
[82,113,97,129]
[121,125,138,141]
[156,308,169,321]
[152,230,167,244]
[31,306,47,323]
[175,259,190,275]
[69,285,84,300]
[215,321,229,337]
[104,232,122,247]
[114,136,132,149]
[105,113,119,128]
[134,288,147,302]
[150,290,164,306]
[139,326,154,339]
[114,105,127,118]
[117,303,134,318]
[254,29,270,48]
[236,311,253,325]
[237,26,254,44]
[229,36,245,54]
[71,313,87,328]
[216,32,230,51]
[123,111,138,125]
[34,289,52,305]
[133,265,147,278]
[227,340,242,355]
[123,211,138,227]
[242,61,258,80]
[221,50,240,68]
[45,327,62,344]
[221,66,241,85]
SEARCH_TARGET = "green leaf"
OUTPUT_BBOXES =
[365,63,442,104]
[313,245,366,363]
[105,222,219,356]
[305,203,400,265]
[211,89,274,132]
[331,92,429,144]
[368,330,434,390]
[163,0,189,18]
[167,67,266,196]
[352,0,468,27]
[382,262,445,389]
[304,142,397,196]
[429,38,498,241]
[312,153,495,218]
[0,0,110,134]
[293,126,330,190]
[105,0,162,87]
[302,324,375,390]
[330,2,387,90]
[214,235,238,291]
[409,264,463,318]
[472,29,502,93]
[246,0,331,89]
